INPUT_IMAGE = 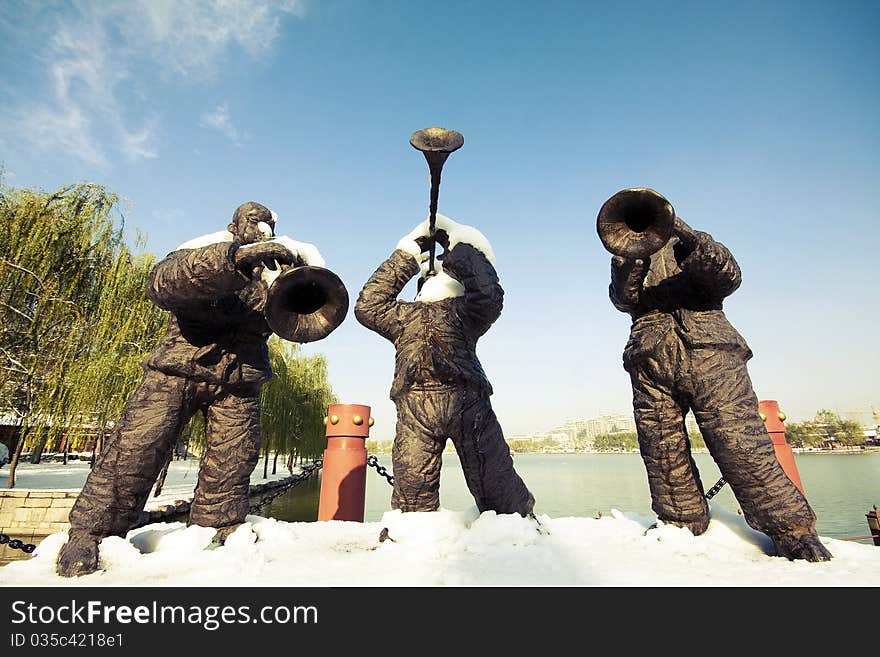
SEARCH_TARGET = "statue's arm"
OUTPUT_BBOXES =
[681,232,742,299]
[354,249,419,341]
[443,243,504,333]
[609,256,648,314]
[147,242,248,309]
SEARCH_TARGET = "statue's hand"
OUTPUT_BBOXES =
[270,236,325,268]
[611,255,648,281]
[676,229,742,297]
[399,222,453,259]
[414,229,449,253]
[234,241,297,273]
[609,256,648,313]
[677,230,724,270]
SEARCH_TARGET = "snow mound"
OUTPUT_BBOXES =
[2,506,876,587]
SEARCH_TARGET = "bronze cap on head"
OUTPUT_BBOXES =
[229,201,276,244]
[233,201,273,224]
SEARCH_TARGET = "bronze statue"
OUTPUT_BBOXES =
[599,188,831,562]
[57,201,343,577]
[354,215,535,517]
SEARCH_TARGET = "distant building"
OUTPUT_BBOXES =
[575,413,636,441]
[512,412,639,451]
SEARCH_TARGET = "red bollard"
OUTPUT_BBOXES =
[759,399,805,494]
[317,403,373,522]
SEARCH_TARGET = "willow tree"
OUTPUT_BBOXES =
[0,183,165,486]
[262,338,336,473]
[50,242,167,456]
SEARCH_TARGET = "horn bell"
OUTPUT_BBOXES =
[409,127,464,154]
[265,266,349,343]
[597,188,675,259]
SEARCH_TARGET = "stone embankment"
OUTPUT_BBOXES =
[0,471,316,565]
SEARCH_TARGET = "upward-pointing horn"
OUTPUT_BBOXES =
[410,127,464,278]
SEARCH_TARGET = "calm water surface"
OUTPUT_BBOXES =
[261,452,880,540]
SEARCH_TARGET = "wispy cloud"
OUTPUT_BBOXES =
[16,104,109,168]
[1,1,305,168]
[120,122,160,162]
[129,0,306,80]
[199,103,241,145]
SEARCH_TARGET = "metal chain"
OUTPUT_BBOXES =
[704,477,727,500]
[367,455,394,486]
[252,453,395,514]
[249,460,323,512]
[0,532,37,554]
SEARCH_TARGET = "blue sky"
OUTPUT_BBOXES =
[1,0,878,436]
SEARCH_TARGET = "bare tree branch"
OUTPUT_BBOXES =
[0,345,29,373]
[0,300,34,324]
[0,258,44,286]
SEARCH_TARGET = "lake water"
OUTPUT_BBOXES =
[261,452,880,541]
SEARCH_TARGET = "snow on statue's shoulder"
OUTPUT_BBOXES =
[260,235,327,287]
[269,235,326,268]
[175,230,234,251]
[399,213,496,303]
[399,214,496,266]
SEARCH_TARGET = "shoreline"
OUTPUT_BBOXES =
[380,446,880,456]
[508,447,880,456]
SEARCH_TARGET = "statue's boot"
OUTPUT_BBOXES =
[208,522,245,546]
[529,512,550,536]
[770,529,833,562]
[56,532,100,577]
[668,514,710,536]
[644,512,710,537]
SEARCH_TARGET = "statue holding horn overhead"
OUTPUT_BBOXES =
[355,214,535,518]
[57,201,347,577]
[355,128,534,519]
[598,188,831,562]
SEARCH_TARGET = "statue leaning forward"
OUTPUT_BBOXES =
[602,188,831,562]
[57,201,304,577]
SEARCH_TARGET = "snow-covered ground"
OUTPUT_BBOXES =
[3,501,879,586]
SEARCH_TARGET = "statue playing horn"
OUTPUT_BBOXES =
[57,201,347,577]
[354,128,536,521]
[598,188,831,562]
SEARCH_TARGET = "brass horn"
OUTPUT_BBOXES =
[264,265,349,343]
[410,126,464,278]
[597,188,677,259]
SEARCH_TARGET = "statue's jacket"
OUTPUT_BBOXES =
[354,243,501,400]
[610,232,751,370]
[144,241,273,386]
